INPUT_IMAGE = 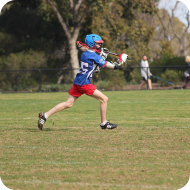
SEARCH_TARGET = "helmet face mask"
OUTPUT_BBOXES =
[85,34,104,49]
[94,42,103,50]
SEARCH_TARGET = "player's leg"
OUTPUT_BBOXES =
[89,89,117,130]
[139,80,146,89]
[46,95,78,117]
[183,74,190,89]
[188,76,190,87]
[89,89,108,123]
[148,79,152,90]
[185,76,190,88]
[38,95,78,130]
[183,77,188,89]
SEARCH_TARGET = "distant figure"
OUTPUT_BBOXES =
[139,55,152,90]
[183,55,190,89]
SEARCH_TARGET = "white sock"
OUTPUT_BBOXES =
[100,121,107,126]
[45,113,48,119]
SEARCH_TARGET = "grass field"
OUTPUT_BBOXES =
[0,90,190,190]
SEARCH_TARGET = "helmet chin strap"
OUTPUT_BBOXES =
[92,47,101,54]
[92,43,103,54]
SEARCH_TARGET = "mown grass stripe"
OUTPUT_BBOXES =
[3,179,174,189]
[1,145,189,153]
[0,161,189,166]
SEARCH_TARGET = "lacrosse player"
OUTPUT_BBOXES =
[38,34,128,130]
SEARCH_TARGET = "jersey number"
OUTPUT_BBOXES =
[79,62,88,74]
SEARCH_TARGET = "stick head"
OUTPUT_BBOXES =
[76,41,89,52]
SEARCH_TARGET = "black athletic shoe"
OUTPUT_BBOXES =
[100,122,118,130]
[38,112,46,130]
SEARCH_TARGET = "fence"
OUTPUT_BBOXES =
[0,65,188,93]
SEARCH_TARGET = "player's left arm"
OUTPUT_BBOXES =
[94,48,109,73]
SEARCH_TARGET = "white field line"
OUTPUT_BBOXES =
[0,161,86,165]
[1,145,190,153]
[129,117,190,120]
[119,101,190,104]
[0,117,36,121]
[2,179,174,189]
[0,160,189,166]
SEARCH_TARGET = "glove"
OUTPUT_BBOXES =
[103,48,109,54]
[117,53,128,64]
[113,61,120,70]
[94,65,101,73]
[100,48,109,60]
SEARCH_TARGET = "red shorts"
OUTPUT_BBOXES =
[69,83,97,97]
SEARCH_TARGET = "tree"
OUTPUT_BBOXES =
[88,0,158,84]
[40,0,110,80]
[169,1,190,56]
[91,0,158,65]
[0,1,67,55]
[13,0,41,9]
[152,1,190,57]
[3,0,108,78]
[1,0,159,69]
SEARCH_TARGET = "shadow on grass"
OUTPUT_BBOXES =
[1,126,78,132]
[26,128,71,132]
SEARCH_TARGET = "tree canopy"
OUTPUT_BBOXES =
[0,0,189,89]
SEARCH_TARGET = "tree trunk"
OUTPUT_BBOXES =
[69,39,79,80]
[57,75,63,84]
[46,0,88,80]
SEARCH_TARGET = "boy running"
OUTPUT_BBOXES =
[38,34,128,130]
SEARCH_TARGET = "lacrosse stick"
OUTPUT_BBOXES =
[76,41,131,60]
[151,75,174,86]
[108,52,131,60]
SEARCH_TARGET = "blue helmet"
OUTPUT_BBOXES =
[85,34,104,48]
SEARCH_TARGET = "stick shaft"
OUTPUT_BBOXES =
[151,75,174,85]
[109,52,131,60]
[108,52,120,56]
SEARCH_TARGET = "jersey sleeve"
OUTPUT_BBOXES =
[93,54,107,68]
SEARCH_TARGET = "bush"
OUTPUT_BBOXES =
[151,55,185,67]
[160,69,182,86]
[129,68,142,84]
[95,80,109,90]
[107,70,126,90]
[41,83,73,92]
[150,55,185,79]
[0,50,47,91]
[94,69,126,90]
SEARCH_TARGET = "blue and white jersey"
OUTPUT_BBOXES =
[74,50,107,86]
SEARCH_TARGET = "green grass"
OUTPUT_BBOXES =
[0,90,190,190]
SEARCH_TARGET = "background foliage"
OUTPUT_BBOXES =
[0,0,189,91]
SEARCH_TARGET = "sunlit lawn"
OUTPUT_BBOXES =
[0,90,190,190]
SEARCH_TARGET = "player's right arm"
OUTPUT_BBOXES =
[105,53,128,69]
